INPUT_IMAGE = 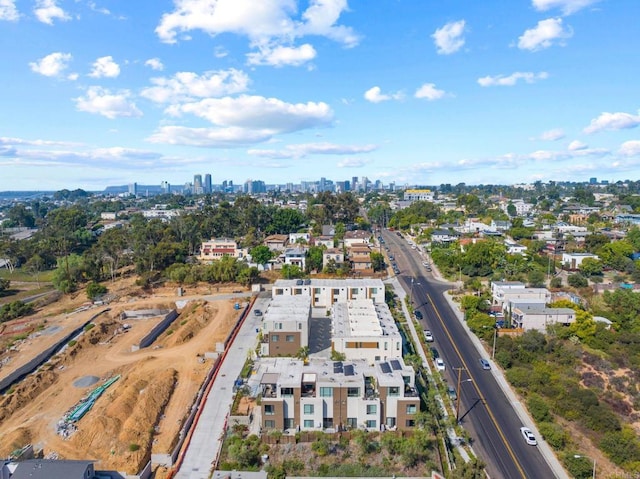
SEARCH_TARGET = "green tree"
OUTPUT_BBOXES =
[370,251,385,272]
[281,264,304,279]
[306,246,324,273]
[250,245,273,267]
[0,278,9,293]
[507,202,517,217]
[86,281,107,300]
[578,257,603,277]
[527,269,546,287]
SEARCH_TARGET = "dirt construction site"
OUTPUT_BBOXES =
[0,277,245,475]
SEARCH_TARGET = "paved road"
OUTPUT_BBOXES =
[382,230,559,479]
[175,295,269,479]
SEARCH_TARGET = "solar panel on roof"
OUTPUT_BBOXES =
[390,359,402,370]
[380,362,392,374]
[333,363,343,373]
[344,364,355,376]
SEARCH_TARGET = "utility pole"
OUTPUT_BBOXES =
[454,367,466,422]
[492,327,498,359]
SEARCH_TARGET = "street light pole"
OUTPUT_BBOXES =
[492,327,498,359]
[574,454,596,479]
[454,367,469,422]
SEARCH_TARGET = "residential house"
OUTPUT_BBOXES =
[562,252,599,270]
[344,230,371,247]
[491,281,550,309]
[431,229,458,244]
[323,248,344,269]
[315,236,334,248]
[289,232,311,244]
[264,234,289,252]
[491,219,512,232]
[349,244,373,275]
[1,460,97,479]
[258,357,419,432]
[321,225,336,236]
[199,238,246,262]
[283,247,307,270]
[511,305,575,331]
[505,240,527,255]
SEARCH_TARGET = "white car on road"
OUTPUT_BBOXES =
[435,358,445,371]
[424,330,434,342]
[520,426,537,446]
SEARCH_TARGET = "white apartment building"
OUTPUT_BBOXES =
[511,305,576,331]
[331,300,402,363]
[272,279,386,307]
[491,281,550,309]
[404,189,435,202]
[260,295,311,357]
[258,357,419,433]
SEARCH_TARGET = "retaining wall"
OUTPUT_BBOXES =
[131,310,178,352]
[0,308,110,393]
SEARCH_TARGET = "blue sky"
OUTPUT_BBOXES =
[1,0,639,191]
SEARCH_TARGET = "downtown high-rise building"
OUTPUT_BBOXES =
[193,174,203,194]
[204,174,212,193]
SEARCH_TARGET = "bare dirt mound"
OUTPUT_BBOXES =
[161,301,217,348]
[0,369,58,424]
[1,427,33,455]
[69,365,177,474]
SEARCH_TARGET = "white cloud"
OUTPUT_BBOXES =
[247,43,316,67]
[432,20,466,55]
[538,128,565,141]
[584,111,640,134]
[248,142,378,159]
[74,87,142,119]
[414,83,446,101]
[155,0,359,65]
[144,58,164,71]
[0,0,19,21]
[618,140,640,157]
[147,126,273,147]
[568,140,587,151]
[167,95,333,133]
[518,18,572,51]
[89,56,121,78]
[477,71,548,87]
[29,52,72,77]
[337,157,372,168]
[364,86,404,103]
[532,0,600,15]
[34,0,70,25]
[214,46,228,58]
[141,69,250,104]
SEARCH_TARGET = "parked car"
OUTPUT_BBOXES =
[424,330,434,342]
[435,358,446,371]
[520,427,537,446]
[254,309,263,316]
[479,358,491,370]
[422,261,429,267]
[447,386,457,400]
[415,310,423,320]
[430,347,439,359]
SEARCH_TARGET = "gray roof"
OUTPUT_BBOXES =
[10,460,94,479]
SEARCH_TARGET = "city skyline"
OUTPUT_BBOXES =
[1,0,639,191]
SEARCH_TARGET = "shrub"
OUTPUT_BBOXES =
[568,274,588,288]
[538,422,568,449]
[67,340,77,347]
[84,323,95,332]
[86,281,107,300]
[550,277,563,288]
[128,443,140,452]
[527,394,551,422]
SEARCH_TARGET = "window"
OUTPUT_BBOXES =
[304,404,314,414]
[370,287,378,294]
[386,417,396,428]
[265,420,275,428]
[347,417,357,428]
[314,288,321,294]
[281,387,294,397]
[271,334,279,342]
[332,288,340,294]
[294,288,302,295]
[347,387,360,397]
[323,418,333,428]
[320,387,332,397]
[366,420,377,428]
[275,289,283,295]
[303,420,314,428]
[286,335,295,342]
[275,323,283,330]
[264,405,275,415]
[284,418,295,429]
[405,419,416,427]
[298,322,302,330]
[388,387,400,396]
[366,404,377,415]
[384,342,388,351]
[406,404,417,415]
[351,288,359,295]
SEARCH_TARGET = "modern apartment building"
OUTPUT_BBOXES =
[272,279,385,308]
[331,300,402,363]
[260,295,311,357]
[259,357,419,433]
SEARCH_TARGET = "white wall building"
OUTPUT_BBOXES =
[331,300,402,363]
[562,252,599,270]
[272,279,386,308]
[511,305,576,331]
